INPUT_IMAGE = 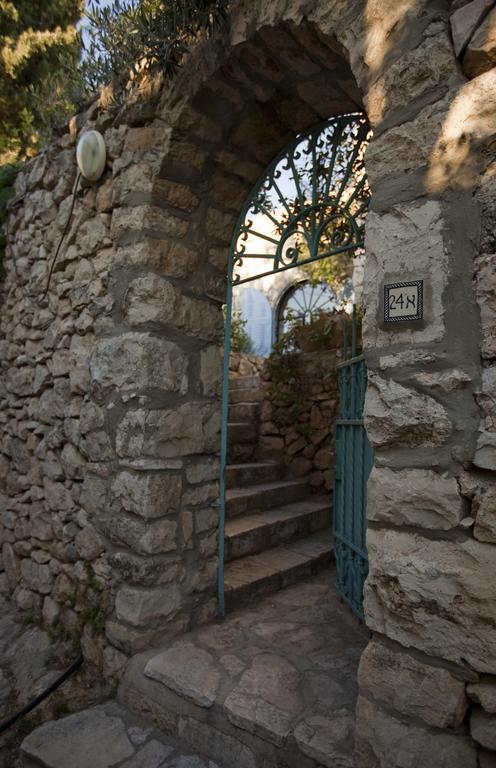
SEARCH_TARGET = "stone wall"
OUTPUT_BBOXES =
[257,350,340,493]
[0,0,495,764]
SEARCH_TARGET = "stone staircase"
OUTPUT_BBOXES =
[224,373,333,610]
[112,375,341,768]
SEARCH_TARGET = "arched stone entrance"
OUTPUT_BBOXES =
[2,1,496,766]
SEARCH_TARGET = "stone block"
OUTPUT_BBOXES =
[473,486,496,543]
[20,706,134,767]
[123,274,222,341]
[115,403,219,459]
[366,25,461,124]
[367,466,463,530]
[426,70,496,191]
[20,559,53,595]
[451,0,495,57]
[110,470,182,519]
[294,711,354,768]
[115,583,181,627]
[476,254,496,359]
[102,513,177,556]
[2,542,20,590]
[90,333,188,396]
[364,527,496,672]
[474,430,496,470]
[463,7,496,77]
[74,525,105,560]
[471,709,496,750]
[144,641,221,707]
[224,654,303,746]
[111,205,189,239]
[364,373,451,449]
[468,679,496,713]
[358,639,468,728]
[478,367,496,429]
[355,695,477,768]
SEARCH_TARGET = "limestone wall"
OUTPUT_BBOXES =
[257,350,340,493]
[0,0,495,764]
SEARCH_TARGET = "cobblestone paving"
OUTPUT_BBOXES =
[17,572,369,768]
[124,570,369,767]
[20,701,222,768]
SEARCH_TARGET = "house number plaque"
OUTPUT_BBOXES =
[384,280,423,323]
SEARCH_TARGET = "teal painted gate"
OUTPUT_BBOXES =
[333,313,373,618]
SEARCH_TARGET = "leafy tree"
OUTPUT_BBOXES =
[0,1,84,163]
[81,0,229,98]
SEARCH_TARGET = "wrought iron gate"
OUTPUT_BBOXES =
[219,112,372,616]
[333,310,373,618]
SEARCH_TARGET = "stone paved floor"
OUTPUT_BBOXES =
[19,701,222,768]
[16,570,369,768]
[123,569,370,768]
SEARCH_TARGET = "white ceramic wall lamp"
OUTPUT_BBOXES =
[76,130,107,182]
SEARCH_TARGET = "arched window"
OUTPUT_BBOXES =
[277,279,342,340]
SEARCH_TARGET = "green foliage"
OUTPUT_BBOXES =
[81,0,229,96]
[18,610,42,627]
[0,1,84,163]
[223,308,252,353]
[302,253,354,292]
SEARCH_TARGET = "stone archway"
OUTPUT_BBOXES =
[2,1,495,765]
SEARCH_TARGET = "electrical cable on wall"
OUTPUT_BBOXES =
[39,170,81,304]
[39,129,107,305]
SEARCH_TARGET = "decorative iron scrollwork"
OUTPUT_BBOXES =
[229,112,371,285]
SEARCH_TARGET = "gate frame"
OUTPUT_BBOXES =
[219,113,371,616]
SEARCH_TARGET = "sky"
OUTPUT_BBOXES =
[79,0,115,48]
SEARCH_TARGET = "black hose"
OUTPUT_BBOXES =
[0,654,83,735]
[39,170,81,304]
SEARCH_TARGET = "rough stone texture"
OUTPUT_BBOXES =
[364,527,496,673]
[20,702,222,768]
[90,333,188,396]
[463,6,496,77]
[468,679,496,712]
[473,485,496,542]
[363,200,448,344]
[471,709,496,750]
[145,641,221,707]
[224,653,302,746]
[121,572,366,768]
[450,0,495,57]
[364,373,452,449]
[0,0,494,763]
[355,696,477,768]
[358,639,468,728]
[232,349,340,492]
[22,707,135,767]
[367,467,463,530]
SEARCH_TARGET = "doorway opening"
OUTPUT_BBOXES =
[219,112,372,619]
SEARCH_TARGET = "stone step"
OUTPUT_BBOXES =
[227,443,256,463]
[120,570,364,768]
[228,402,259,422]
[225,497,330,561]
[226,478,309,518]
[224,531,333,610]
[225,460,285,488]
[227,421,257,445]
[229,386,263,404]
[229,375,260,390]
